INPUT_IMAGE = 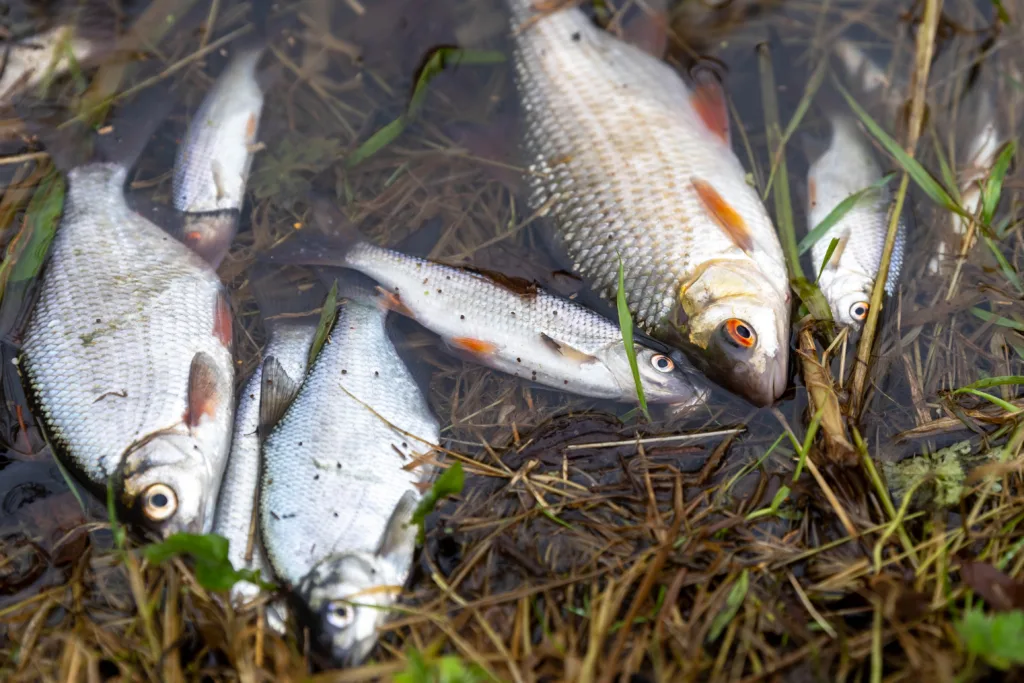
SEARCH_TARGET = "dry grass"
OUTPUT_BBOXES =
[3,0,1024,681]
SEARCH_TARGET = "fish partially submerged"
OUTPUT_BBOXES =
[267,200,712,408]
[171,0,271,267]
[211,270,318,618]
[505,0,791,405]
[20,88,236,537]
[805,112,906,327]
[260,292,437,666]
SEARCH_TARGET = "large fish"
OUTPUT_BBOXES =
[267,202,711,408]
[260,293,438,667]
[171,0,270,267]
[211,270,318,617]
[20,88,236,537]
[505,0,791,406]
[805,112,906,327]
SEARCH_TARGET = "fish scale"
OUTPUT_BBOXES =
[22,162,235,534]
[506,0,791,405]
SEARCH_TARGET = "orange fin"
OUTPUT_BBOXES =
[377,287,415,318]
[214,294,233,348]
[185,352,224,429]
[539,332,598,364]
[691,178,752,252]
[449,337,498,355]
[808,178,817,209]
[245,112,258,142]
[690,65,730,145]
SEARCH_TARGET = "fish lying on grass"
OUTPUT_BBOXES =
[171,0,271,267]
[211,269,318,621]
[804,112,906,327]
[505,0,791,406]
[19,87,236,538]
[260,289,437,667]
[265,200,712,408]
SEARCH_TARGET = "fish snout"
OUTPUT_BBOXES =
[746,351,788,407]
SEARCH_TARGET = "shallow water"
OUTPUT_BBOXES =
[1,0,1022,678]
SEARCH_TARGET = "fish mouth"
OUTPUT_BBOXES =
[740,352,788,407]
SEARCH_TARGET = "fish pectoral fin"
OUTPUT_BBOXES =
[377,287,416,318]
[539,332,599,365]
[185,352,227,430]
[448,336,499,356]
[690,65,730,146]
[258,356,302,440]
[375,489,420,573]
[691,178,753,253]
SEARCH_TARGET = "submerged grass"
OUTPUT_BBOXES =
[6,0,1024,681]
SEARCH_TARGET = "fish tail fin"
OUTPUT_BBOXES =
[250,264,328,330]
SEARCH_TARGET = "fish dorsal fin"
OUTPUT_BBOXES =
[539,332,599,365]
[186,352,225,430]
[690,178,753,253]
[375,489,420,575]
[462,265,540,299]
[690,64,730,146]
[258,356,302,440]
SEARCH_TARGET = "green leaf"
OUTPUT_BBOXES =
[956,607,1024,670]
[992,0,1011,24]
[834,79,967,218]
[791,276,835,327]
[707,569,749,643]
[954,376,1024,392]
[972,307,1024,332]
[953,388,1022,414]
[815,238,840,282]
[105,479,125,550]
[0,168,65,304]
[143,532,274,592]
[394,648,489,683]
[981,235,1024,294]
[800,173,897,256]
[308,280,339,368]
[616,259,650,421]
[411,461,465,544]
[982,141,1016,226]
[347,48,505,167]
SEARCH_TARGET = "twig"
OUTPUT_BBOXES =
[563,428,745,451]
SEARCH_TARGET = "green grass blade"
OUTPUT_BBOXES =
[815,238,841,282]
[707,569,749,643]
[412,461,465,544]
[307,280,339,368]
[834,79,966,218]
[616,259,650,421]
[955,388,1022,414]
[347,48,504,167]
[972,307,1024,332]
[982,235,1024,294]
[954,376,1024,392]
[799,173,896,255]
[982,141,1016,225]
[0,168,65,303]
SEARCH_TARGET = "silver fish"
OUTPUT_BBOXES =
[21,94,235,537]
[211,275,317,616]
[269,207,710,407]
[805,113,906,327]
[506,0,791,405]
[171,0,269,267]
[260,297,438,666]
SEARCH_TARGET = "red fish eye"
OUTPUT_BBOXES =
[725,319,756,348]
[651,354,674,373]
[850,302,869,321]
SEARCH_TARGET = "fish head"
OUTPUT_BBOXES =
[602,343,710,406]
[296,552,401,667]
[120,431,220,537]
[681,262,790,406]
[819,271,873,329]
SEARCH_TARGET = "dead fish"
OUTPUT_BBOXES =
[266,200,712,408]
[20,86,235,537]
[505,0,791,406]
[171,0,271,267]
[211,269,318,619]
[260,293,438,667]
[805,112,906,327]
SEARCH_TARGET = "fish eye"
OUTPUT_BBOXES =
[723,319,756,349]
[650,354,675,373]
[850,301,869,321]
[326,600,354,629]
[142,484,177,522]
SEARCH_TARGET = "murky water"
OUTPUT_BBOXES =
[1,0,1022,678]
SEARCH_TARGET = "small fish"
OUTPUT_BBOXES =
[260,295,438,667]
[505,0,791,405]
[171,0,271,267]
[20,87,235,537]
[266,201,712,408]
[211,270,318,619]
[805,113,906,327]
